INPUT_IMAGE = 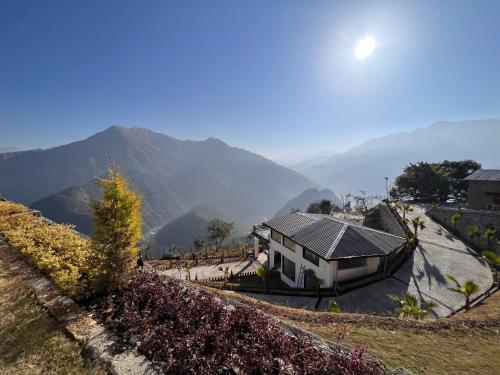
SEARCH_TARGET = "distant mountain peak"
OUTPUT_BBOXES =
[203,137,228,146]
[1,125,316,238]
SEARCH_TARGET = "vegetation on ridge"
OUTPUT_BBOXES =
[98,273,384,374]
[0,165,143,299]
[390,160,480,202]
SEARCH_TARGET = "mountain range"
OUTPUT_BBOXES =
[1,119,497,251]
[152,205,249,256]
[0,147,19,153]
[273,188,340,218]
[295,119,500,196]
[0,126,316,235]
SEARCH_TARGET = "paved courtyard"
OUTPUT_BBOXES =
[243,206,494,317]
[158,253,267,281]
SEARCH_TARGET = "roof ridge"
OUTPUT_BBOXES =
[296,212,323,220]
[325,222,348,259]
[324,215,405,239]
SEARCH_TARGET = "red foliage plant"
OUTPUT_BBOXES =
[102,273,384,374]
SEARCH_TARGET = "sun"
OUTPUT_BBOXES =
[354,35,377,60]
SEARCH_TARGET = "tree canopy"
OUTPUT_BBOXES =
[390,160,480,203]
[92,164,143,293]
[206,218,234,250]
[306,199,340,214]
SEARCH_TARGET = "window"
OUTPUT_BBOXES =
[282,256,296,282]
[271,230,282,243]
[283,236,296,252]
[273,250,282,270]
[303,248,319,266]
[337,257,368,270]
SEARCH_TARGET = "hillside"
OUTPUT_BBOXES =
[297,119,500,196]
[1,126,316,234]
[274,188,340,217]
[152,205,248,254]
[0,147,19,153]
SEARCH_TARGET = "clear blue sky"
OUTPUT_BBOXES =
[1,0,499,161]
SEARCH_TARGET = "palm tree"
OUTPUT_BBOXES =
[467,225,481,239]
[405,233,417,251]
[450,212,461,233]
[388,293,437,320]
[395,203,414,222]
[411,217,426,238]
[329,300,340,313]
[481,250,500,267]
[255,266,268,293]
[483,228,498,248]
[313,276,324,297]
[446,275,479,310]
[402,203,413,221]
[218,266,230,287]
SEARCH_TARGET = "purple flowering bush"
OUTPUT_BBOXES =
[101,273,384,374]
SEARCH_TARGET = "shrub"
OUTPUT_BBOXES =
[0,202,96,299]
[482,250,500,266]
[101,273,384,374]
[91,165,143,294]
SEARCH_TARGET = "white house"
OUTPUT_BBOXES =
[254,212,406,288]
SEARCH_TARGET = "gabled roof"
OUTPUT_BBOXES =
[464,169,500,182]
[263,212,405,260]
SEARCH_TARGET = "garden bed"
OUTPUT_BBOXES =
[96,273,386,374]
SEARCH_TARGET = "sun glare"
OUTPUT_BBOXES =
[354,35,377,60]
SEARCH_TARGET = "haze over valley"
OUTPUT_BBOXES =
[1,119,497,248]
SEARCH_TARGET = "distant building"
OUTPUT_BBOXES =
[465,169,500,211]
[253,212,405,288]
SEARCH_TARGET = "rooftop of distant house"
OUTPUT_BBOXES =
[465,169,500,182]
[263,212,406,261]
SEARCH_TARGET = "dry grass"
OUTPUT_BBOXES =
[0,246,105,375]
[218,289,500,374]
[308,321,499,375]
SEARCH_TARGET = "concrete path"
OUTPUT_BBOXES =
[244,206,494,318]
[159,253,267,281]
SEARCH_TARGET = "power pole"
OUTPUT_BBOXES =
[384,177,389,201]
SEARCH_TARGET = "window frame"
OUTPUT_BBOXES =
[271,229,282,244]
[337,257,368,270]
[282,236,296,252]
[282,255,296,282]
[303,247,319,266]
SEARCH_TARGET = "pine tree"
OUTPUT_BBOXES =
[92,164,143,293]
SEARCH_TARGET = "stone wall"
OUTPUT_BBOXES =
[467,180,500,210]
[427,206,500,255]
[364,204,407,237]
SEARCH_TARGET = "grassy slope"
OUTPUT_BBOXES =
[219,289,500,375]
[0,246,105,375]
[330,292,500,374]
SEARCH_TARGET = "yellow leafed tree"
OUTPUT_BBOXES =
[92,164,143,293]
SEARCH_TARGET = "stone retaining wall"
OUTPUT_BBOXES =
[0,238,158,375]
[427,206,500,255]
[364,204,407,237]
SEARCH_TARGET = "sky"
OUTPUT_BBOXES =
[1,0,500,162]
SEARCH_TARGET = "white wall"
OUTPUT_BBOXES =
[333,257,381,282]
[269,233,383,287]
[269,237,334,287]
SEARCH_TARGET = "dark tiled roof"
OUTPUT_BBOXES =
[264,212,405,260]
[332,226,406,259]
[464,169,500,182]
[263,212,318,237]
[292,218,345,258]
